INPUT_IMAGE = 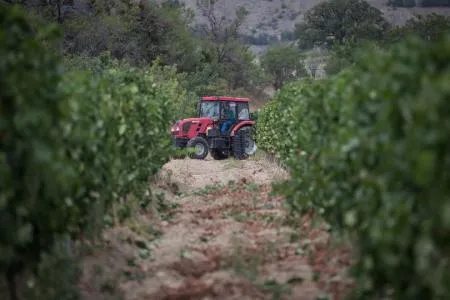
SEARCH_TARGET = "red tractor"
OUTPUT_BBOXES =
[170,96,257,160]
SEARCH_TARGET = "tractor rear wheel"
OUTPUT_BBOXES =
[187,136,209,160]
[232,127,256,160]
[210,149,229,160]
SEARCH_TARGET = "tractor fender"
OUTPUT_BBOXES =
[230,121,255,137]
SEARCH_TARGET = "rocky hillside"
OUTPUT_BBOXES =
[179,0,450,38]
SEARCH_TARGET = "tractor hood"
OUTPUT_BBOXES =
[170,117,214,137]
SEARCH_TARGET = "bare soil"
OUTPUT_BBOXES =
[79,156,353,300]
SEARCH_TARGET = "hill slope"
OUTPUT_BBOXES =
[178,0,450,38]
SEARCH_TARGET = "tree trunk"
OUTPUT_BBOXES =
[56,0,63,24]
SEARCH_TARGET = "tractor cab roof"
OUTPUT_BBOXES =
[201,96,250,102]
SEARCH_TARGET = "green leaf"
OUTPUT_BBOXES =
[17,224,33,244]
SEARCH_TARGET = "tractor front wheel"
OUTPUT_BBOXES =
[232,127,257,160]
[187,136,209,160]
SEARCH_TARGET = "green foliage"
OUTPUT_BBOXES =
[256,96,287,157]
[219,43,261,90]
[60,63,181,234]
[387,13,450,44]
[195,0,260,91]
[130,0,200,72]
[276,70,355,213]
[316,35,450,300]
[63,0,199,73]
[249,110,259,122]
[324,10,450,75]
[58,0,262,96]
[0,4,183,297]
[294,0,389,50]
[0,3,75,281]
[23,241,81,300]
[63,53,196,120]
[260,34,450,299]
[256,81,314,161]
[325,40,383,76]
[15,0,270,99]
[261,45,307,90]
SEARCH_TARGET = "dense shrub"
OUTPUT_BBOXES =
[259,34,450,299]
[256,95,286,157]
[256,82,305,161]
[315,35,450,299]
[0,4,182,298]
[22,243,80,300]
[0,6,77,294]
[256,78,333,162]
[60,65,182,234]
[249,110,259,122]
[282,71,355,213]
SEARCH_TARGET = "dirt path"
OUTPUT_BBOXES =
[80,156,352,300]
[161,155,288,192]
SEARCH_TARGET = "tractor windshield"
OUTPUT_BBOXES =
[199,101,220,118]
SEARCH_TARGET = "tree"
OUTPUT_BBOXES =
[387,13,450,43]
[324,39,382,76]
[195,0,259,90]
[196,0,248,64]
[388,0,450,7]
[261,45,307,90]
[9,0,66,23]
[131,1,200,72]
[14,0,264,96]
[59,0,202,73]
[294,0,390,50]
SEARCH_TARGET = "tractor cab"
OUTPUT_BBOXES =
[199,97,251,135]
[171,96,256,160]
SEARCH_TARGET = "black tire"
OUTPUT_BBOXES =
[232,127,253,160]
[187,136,209,159]
[210,149,229,160]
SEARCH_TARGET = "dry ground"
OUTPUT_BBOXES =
[79,155,353,300]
